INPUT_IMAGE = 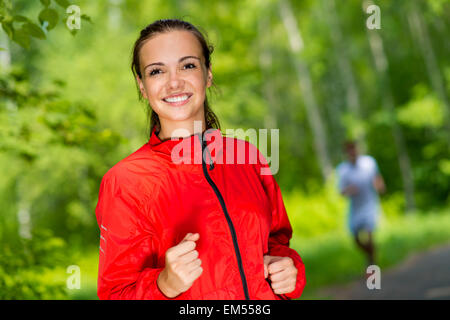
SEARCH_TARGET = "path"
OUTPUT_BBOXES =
[317,242,450,300]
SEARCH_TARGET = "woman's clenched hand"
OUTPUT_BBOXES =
[157,233,203,298]
[263,255,297,295]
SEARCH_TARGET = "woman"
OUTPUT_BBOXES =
[95,19,306,300]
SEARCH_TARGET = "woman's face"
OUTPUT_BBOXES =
[137,30,213,132]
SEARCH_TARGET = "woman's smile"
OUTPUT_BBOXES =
[162,93,193,106]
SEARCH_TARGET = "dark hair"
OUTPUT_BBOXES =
[131,19,221,137]
[343,140,357,150]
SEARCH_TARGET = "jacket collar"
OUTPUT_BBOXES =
[148,126,222,166]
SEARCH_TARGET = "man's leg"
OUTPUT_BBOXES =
[354,230,375,266]
[366,231,375,265]
[354,231,367,253]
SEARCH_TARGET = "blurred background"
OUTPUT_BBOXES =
[0,0,449,299]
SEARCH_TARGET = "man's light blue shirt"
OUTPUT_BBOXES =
[337,155,381,234]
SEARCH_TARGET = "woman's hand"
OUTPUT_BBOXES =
[157,233,203,298]
[263,255,297,295]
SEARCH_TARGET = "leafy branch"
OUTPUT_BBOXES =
[0,0,92,49]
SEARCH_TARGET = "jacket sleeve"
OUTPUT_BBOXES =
[258,152,307,300]
[95,171,174,300]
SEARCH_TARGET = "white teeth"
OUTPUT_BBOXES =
[164,95,189,103]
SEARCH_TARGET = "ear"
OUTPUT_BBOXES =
[136,75,148,100]
[206,67,213,88]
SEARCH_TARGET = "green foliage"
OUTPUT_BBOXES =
[0,0,91,49]
[38,7,59,31]
[0,66,125,244]
[398,84,445,128]
[40,0,51,7]
[0,229,69,299]
[285,177,347,238]
[54,0,71,9]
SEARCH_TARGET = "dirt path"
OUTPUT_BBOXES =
[316,242,450,300]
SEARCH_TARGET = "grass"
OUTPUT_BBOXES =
[65,249,99,300]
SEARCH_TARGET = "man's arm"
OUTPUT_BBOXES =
[373,174,386,194]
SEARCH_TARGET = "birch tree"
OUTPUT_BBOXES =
[0,29,11,70]
[407,1,450,140]
[279,0,332,180]
[108,0,122,30]
[322,0,367,152]
[258,14,278,130]
[364,1,416,211]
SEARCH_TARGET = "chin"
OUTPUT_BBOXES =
[165,108,204,120]
[160,112,197,123]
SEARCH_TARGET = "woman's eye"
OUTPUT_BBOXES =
[184,63,196,69]
[149,69,161,76]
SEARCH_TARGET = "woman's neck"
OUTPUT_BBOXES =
[157,120,206,140]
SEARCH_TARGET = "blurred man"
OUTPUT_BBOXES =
[337,141,385,267]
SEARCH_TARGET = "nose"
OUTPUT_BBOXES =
[166,69,184,91]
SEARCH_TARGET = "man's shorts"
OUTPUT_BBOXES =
[349,212,377,236]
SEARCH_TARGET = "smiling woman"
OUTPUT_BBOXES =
[136,30,210,138]
[94,19,306,300]
[131,20,220,140]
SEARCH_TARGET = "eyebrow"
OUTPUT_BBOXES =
[143,56,201,72]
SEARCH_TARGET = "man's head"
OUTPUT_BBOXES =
[344,140,358,164]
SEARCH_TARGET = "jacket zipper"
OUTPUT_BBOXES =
[199,134,250,300]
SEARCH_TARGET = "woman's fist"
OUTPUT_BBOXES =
[157,233,203,298]
[263,255,297,295]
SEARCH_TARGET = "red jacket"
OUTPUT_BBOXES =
[95,127,306,300]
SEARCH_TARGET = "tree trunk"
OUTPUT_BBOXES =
[1,30,32,237]
[322,0,367,153]
[279,0,332,180]
[0,29,11,71]
[365,11,416,212]
[108,0,122,30]
[258,15,278,130]
[407,2,450,138]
